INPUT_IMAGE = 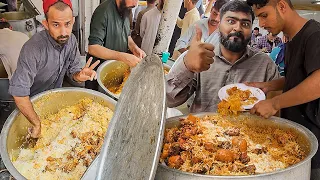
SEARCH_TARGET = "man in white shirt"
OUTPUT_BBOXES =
[140,0,164,55]
[176,0,200,37]
[0,19,29,79]
[172,0,229,59]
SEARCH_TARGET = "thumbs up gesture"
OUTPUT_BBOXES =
[184,26,215,73]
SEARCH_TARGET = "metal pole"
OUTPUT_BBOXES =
[152,0,183,55]
[79,0,85,55]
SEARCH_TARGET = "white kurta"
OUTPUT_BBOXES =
[140,7,162,55]
[0,28,29,79]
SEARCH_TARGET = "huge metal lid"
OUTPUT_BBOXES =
[96,54,167,180]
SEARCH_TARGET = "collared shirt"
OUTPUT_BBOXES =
[9,30,82,97]
[140,7,162,55]
[174,18,220,51]
[176,7,200,36]
[255,35,282,53]
[88,0,130,54]
[166,45,280,113]
[0,28,29,79]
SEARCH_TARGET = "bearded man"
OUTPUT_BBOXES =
[86,0,146,90]
[166,0,280,113]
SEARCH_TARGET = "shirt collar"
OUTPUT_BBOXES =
[185,7,198,16]
[215,44,251,65]
[45,30,64,50]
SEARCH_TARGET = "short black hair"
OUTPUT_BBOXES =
[147,0,157,4]
[246,0,293,9]
[220,0,255,22]
[191,0,199,5]
[254,27,259,30]
[213,0,230,11]
[0,22,11,29]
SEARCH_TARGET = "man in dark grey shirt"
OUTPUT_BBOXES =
[8,0,98,138]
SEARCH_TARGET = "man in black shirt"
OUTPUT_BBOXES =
[246,0,320,179]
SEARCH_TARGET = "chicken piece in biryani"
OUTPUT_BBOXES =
[218,87,258,115]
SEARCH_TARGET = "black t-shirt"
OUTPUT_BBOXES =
[282,19,320,169]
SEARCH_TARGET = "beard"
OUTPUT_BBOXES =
[55,35,70,45]
[118,0,133,18]
[220,31,250,53]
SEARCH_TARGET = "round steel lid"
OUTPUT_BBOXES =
[96,54,167,180]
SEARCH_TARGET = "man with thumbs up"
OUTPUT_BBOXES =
[166,0,280,113]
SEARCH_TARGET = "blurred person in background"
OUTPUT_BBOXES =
[254,32,282,53]
[139,0,165,55]
[0,18,29,79]
[131,0,157,47]
[172,0,228,60]
[269,34,289,76]
[250,27,262,46]
[176,0,200,37]
[203,0,215,18]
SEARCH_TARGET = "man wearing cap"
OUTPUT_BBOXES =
[8,0,98,138]
[86,0,146,90]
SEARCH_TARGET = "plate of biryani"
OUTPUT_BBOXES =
[217,83,265,115]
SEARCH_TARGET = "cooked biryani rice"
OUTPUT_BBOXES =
[160,114,306,176]
[218,87,258,115]
[105,68,169,95]
[13,98,113,180]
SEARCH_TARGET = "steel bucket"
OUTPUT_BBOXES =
[97,60,171,100]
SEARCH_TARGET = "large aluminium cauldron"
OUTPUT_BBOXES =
[0,87,117,180]
[0,12,36,38]
[155,113,318,180]
[97,60,171,100]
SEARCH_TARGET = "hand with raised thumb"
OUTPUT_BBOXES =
[184,25,215,73]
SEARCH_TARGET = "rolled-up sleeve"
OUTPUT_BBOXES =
[174,25,195,51]
[8,44,38,97]
[88,9,107,46]
[166,51,196,107]
[67,35,83,80]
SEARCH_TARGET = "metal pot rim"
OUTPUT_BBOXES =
[0,87,117,180]
[97,60,171,101]
[97,60,121,100]
[158,112,319,178]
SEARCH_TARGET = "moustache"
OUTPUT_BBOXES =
[57,35,69,39]
[209,19,219,25]
[227,32,244,41]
